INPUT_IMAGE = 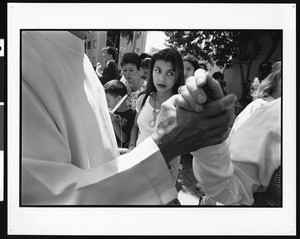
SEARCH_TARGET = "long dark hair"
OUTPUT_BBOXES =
[140,48,184,107]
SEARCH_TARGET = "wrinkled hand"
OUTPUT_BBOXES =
[151,93,236,164]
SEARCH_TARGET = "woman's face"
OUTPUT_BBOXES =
[183,61,195,82]
[122,63,140,89]
[153,60,176,94]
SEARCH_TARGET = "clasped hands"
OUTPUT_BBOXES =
[151,69,236,164]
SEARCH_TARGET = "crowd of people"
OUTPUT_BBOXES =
[21,31,281,206]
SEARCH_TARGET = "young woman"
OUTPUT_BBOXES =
[129,48,185,186]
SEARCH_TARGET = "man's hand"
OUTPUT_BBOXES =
[151,93,236,164]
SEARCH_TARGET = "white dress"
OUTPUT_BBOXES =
[21,31,177,205]
[136,95,181,184]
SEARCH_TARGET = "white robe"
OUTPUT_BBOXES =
[22,31,176,205]
[192,98,281,205]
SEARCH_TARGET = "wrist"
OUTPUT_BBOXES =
[151,132,177,165]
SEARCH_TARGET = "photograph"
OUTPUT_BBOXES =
[20,29,283,207]
[6,2,296,237]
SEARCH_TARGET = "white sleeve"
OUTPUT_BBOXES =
[21,31,177,205]
[23,137,177,205]
[192,100,281,205]
[191,139,257,205]
[22,77,176,205]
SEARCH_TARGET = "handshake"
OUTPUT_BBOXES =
[150,69,237,164]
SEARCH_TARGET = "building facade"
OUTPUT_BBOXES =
[85,31,148,73]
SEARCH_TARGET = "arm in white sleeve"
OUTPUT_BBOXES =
[191,139,256,205]
[22,77,176,205]
[192,100,281,205]
[21,31,177,205]
[23,137,176,205]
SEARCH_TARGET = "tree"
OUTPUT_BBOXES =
[164,30,281,108]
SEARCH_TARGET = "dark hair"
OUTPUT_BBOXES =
[103,46,117,60]
[141,57,151,70]
[183,55,200,71]
[103,80,127,97]
[257,61,272,82]
[212,71,224,80]
[198,63,208,71]
[139,53,152,61]
[120,52,141,69]
[140,48,184,107]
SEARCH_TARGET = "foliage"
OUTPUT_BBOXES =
[164,30,281,107]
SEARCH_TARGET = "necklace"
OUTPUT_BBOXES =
[149,93,161,128]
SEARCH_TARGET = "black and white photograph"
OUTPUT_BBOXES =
[4,2,297,237]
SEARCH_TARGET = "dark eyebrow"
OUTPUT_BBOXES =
[154,65,175,72]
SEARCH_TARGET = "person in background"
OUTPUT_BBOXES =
[179,69,281,206]
[252,61,281,102]
[128,48,185,187]
[212,71,227,96]
[129,48,186,205]
[139,52,152,61]
[120,52,147,110]
[257,61,272,82]
[104,80,136,149]
[232,62,282,134]
[22,31,237,205]
[250,77,260,95]
[97,46,119,85]
[139,57,151,82]
[182,55,200,82]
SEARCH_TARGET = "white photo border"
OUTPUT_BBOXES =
[7,3,296,236]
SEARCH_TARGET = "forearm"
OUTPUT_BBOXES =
[129,125,138,147]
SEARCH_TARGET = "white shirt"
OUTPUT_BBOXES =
[22,31,176,205]
[136,95,180,183]
[192,98,281,205]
